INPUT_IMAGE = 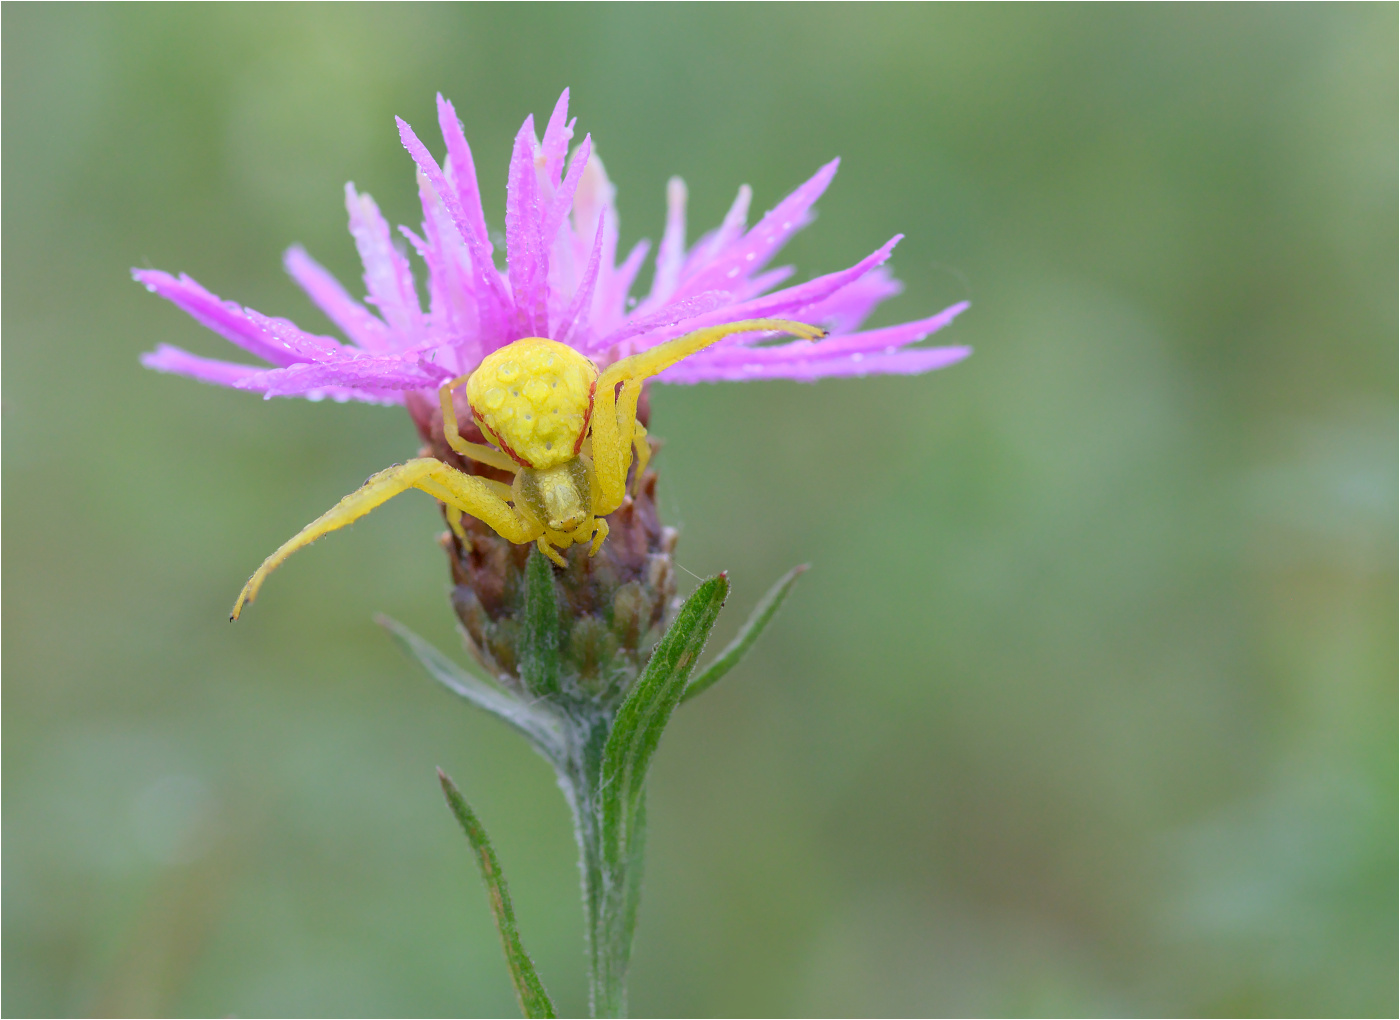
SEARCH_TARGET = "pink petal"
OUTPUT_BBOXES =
[283,246,394,352]
[140,344,268,387]
[399,115,513,339]
[591,290,733,355]
[740,265,797,299]
[344,184,422,342]
[416,173,485,366]
[436,95,493,260]
[539,88,575,184]
[505,115,547,338]
[660,344,971,383]
[645,177,688,308]
[237,354,450,397]
[541,134,592,262]
[698,303,969,366]
[591,236,649,342]
[570,148,617,256]
[555,217,607,346]
[675,159,838,300]
[619,235,901,353]
[142,344,399,403]
[683,184,752,279]
[134,269,344,366]
[801,265,904,334]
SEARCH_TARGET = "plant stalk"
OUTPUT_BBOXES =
[557,710,641,1019]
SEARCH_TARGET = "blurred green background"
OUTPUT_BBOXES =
[4,4,1395,1017]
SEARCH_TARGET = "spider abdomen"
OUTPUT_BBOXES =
[467,338,598,469]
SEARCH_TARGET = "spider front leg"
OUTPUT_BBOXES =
[231,457,541,619]
[442,505,468,544]
[590,318,824,513]
[534,537,567,567]
[630,421,651,494]
[421,475,513,546]
[438,373,522,474]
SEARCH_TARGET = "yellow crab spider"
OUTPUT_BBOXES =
[230,318,824,619]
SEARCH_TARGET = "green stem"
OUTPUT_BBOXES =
[557,711,640,1018]
[563,572,728,1017]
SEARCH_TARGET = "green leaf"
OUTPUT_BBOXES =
[518,547,561,698]
[377,614,563,763]
[438,768,557,1020]
[584,575,727,1015]
[681,564,808,703]
[602,574,729,825]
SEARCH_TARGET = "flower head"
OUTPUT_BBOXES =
[141,89,971,625]
[138,89,968,404]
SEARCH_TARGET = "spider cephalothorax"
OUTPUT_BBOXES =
[231,318,823,619]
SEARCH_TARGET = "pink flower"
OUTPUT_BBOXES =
[138,89,968,403]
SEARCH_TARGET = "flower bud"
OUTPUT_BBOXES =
[409,387,678,702]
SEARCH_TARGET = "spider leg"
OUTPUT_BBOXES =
[232,457,540,619]
[535,537,568,567]
[438,373,521,473]
[424,470,514,507]
[441,503,468,544]
[630,421,651,494]
[599,318,825,388]
[589,516,610,556]
[591,377,641,513]
[591,319,824,512]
